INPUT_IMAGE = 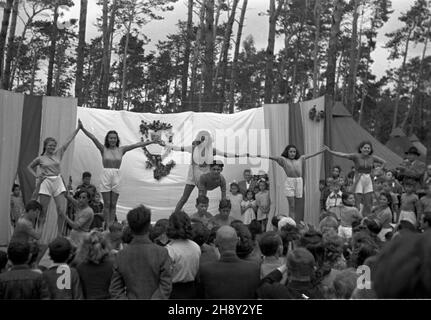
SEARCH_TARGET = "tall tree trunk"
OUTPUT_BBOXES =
[189,2,206,111]
[120,27,132,110]
[346,0,360,112]
[290,12,305,103]
[75,0,88,105]
[213,0,222,41]
[392,23,415,131]
[215,0,239,113]
[46,3,60,96]
[228,0,248,113]
[181,0,193,109]
[325,0,344,98]
[312,0,321,98]
[30,50,38,95]
[264,0,283,104]
[0,0,15,87]
[98,0,110,108]
[202,0,215,111]
[2,0,19,90]
[54,43,64,96]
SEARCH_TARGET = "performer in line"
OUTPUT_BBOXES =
[164,130,248,212]
[79,119,156,226]
[256,144,326,222]
[27,124,81,234]
[326,141,386,217]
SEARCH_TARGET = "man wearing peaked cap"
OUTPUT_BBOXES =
[398,146,426,188]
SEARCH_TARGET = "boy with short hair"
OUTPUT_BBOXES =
[208,199,234,229]
[42,237,83,299]
[258,232,286,284]
[191,195,213,227]
[399,179,420,226]
[198,161,226,200]
[0,242,49,299]
[10,184,25,227]
[11,200,42,245]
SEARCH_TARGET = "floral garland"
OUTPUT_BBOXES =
[308,105,325,122]
[139,120,175,181]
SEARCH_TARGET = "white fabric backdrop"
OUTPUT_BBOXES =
[300,96,325,227]
[39,96,78,244]
[73,107,269,222]
[263,104,291,227]
[0,90,24,246]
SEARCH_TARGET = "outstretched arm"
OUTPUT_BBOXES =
[159,141,193,153]
[58,126,80,156]
[302,147,326,160]
[79,119,104,154]
[122,140,156,154]
[214,148,249,158]
[326,146,355,159]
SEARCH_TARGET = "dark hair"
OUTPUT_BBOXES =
[127,205,151,235]
[248,220,262,241]
[378,192,393,210]
[299,230,324,267]
[364,219,382,235]
[149,219,169,244]
[357,141,373,155]
[108,222,123,233]
[75,189,91,201]
[41,137,57,155]
[207,226,219,245]
[341,192,354,206]
[258,179,268,190]
[82,171,92,179]
[259,231,282,257]
[12,184,20,192]
[281,144,300,160]
[121,226,134,244]
[271,215,281,229]
[196,195,209,206]
[219,199,231,210]
[332,165,341,172]
[245,189,255,200]
[232,222,255,259]
[191,222,210,246]
[104,130,120,148]
[243,169,251,174]
[7,241,30,265]
[0,251,8,270]
[48,237,72,263]
[210,161,224,169]
[230,182,239,190]
[423,213,431,227]
[25,200,42,213]
[167,211,193,240]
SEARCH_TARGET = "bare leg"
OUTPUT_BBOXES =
[102,192,111,228]
[110,192,120,224]
[175,184,196,212]
[54,193,67,236]
[287,196,296,221]
[38,194,51,230]
[362,192,373,218]
[354,193,363,212]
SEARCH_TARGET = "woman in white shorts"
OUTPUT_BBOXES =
[27,124,81,234]
[165,130,247,212]
[326,141,386,217]
[257,144,325,223]
[80,120,156,227]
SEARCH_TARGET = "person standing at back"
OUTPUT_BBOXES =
[109,205,172,299]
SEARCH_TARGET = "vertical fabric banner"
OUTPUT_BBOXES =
[263,104,290,228]
[288,103,305,222]
[0,90,24,245]
[300,96,325,227]
[38,96,78,244]
[17,95,43,204]
[324,95,334,179]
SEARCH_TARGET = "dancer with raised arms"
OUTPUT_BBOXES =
[255,144,326,222]
[27,123,81,234]
[326,141,386,216]
[79,119,157,226]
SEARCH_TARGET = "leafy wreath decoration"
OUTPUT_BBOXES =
[139,120,175,180]
[308,105,325,122]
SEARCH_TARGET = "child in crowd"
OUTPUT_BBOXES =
[368,192,393,241]
[227,182,243,222]
[418,184,431,228]
[319,215,339,236]
[381,179,400,222]
[149,219,170,247]
[321,178,334,211]
[385,170,403,195]
[338,193,362,240]
[399,179,419,227]
[90,193,104,229]
[372,176,385,207]
[42,237,83,299]
[10,200,42,245]
[255,180,271,232]
[106,222,124,253]
[208,199,234,229]
[191,195,213,227]
[326,181,343,220]
[10,184,25,227]
[258,232,287,284]
[241,190,257,225]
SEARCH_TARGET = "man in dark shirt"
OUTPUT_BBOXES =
[0,242,49,299]
[75,171,97,202]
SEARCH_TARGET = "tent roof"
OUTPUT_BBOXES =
[409,134,420,142]
[390,127,406,137]
[330,103,404,172]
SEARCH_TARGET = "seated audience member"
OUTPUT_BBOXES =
[319,215,339,236]
[166,211,201,299]
[257,248,323,299]
[298,230,329,284]
[76,231,114,299]
[109,205,172,299]
[10,184,25,227]
[325,182,343,220]
[149,218,170,247]
[190,196,213,227]
[231,221,261,266]
[191,222,219,265]
[208,199,234,229]
[197,226,260,299]
[258,232,286,284]
[0,242,49,299]
[368,192,393,241]
[43,237,83,299]
[279,221,300,256]
[373,231,431,298]
[0,251,8,273]
[333,268,359,299]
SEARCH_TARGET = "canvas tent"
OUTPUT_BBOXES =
[331,102,404,173]
[409,134,427,161]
